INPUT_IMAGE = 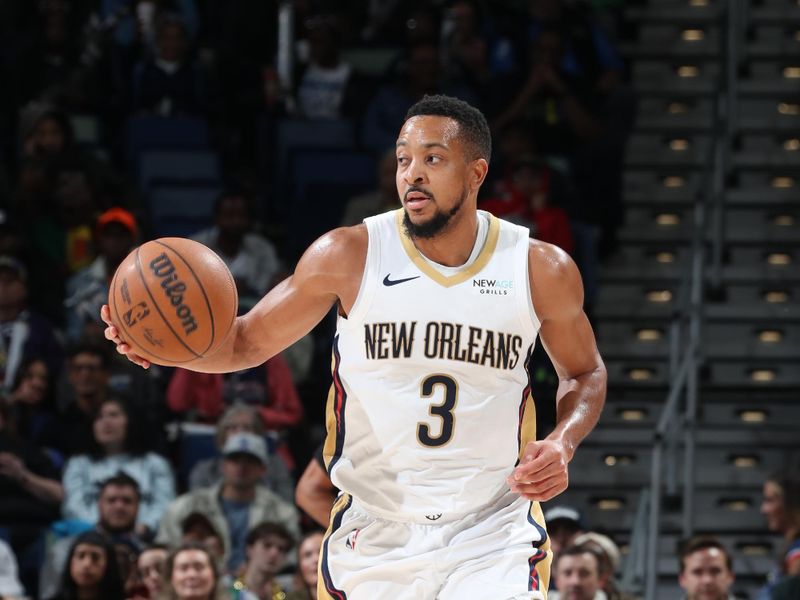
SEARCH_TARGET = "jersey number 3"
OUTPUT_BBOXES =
[417,374,458,447]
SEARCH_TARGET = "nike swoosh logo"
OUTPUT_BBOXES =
[383,274,421,286]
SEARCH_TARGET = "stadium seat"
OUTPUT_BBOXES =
[147,183,220,238]
[125,115,210,166]
[285,148,376,259]
[138,149,221,192]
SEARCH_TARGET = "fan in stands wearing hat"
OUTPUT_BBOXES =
[64,208,139,342]
[156,432,300,574]
[545,505,587,560]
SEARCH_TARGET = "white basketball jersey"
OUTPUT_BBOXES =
[323,209,541,521]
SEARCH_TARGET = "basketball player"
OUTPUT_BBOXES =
[103,95,607,599]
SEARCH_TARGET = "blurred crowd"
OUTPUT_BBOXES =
[0,1,797,599]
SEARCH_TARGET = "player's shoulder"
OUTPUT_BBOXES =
[311,224,368,263]
[526,239,583,318]
[296,224,368,281]
[527,238,579,281]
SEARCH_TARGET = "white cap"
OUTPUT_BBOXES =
[222,432,267,464]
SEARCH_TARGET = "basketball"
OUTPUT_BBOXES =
[107,238,238,366]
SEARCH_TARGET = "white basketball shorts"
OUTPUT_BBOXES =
[318,493,552,600]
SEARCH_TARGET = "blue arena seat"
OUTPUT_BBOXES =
[286,148,376,259]
[138,149,221,192]
[147,183,220,238]
[125,115,210,165]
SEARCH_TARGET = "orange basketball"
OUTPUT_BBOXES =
[108,238,238,366]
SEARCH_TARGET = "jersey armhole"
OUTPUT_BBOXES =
[516,229,541,338]
[342,217,380,324]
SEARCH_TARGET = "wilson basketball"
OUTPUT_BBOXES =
[108,238,238,366]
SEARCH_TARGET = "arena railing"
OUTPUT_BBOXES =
[624,1,743,598]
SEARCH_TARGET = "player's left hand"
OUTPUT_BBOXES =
[507,439,569,502]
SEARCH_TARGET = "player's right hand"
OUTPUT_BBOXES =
[101,304,151,369]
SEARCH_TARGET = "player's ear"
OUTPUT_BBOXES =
[468,158,489,190]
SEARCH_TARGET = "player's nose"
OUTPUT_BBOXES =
[403,158,428,185]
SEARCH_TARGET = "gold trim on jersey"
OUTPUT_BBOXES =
[518,392,537,461]
[394,209,501,287]
[318,493,352,600]
[322,381,336,471]
[529,501,553,591]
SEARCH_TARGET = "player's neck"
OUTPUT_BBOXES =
[411,210,479,267]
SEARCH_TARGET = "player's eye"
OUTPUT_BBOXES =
[427,155,442,165]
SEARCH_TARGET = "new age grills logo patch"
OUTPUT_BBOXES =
[149,253,199,335]
[472,278,514,296]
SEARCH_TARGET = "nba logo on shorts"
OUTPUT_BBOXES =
[345,529,360,550]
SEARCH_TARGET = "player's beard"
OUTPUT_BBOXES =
[403,186,467,239]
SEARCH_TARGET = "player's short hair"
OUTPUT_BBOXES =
[405,95,492,164]
[678,536,733,572]
[245,522,294,550]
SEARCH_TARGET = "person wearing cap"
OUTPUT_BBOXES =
[573,532,634,600]
[64,207,138,343]
[544,505,587,562]
[156,432,300,573]
[0,254,63,391]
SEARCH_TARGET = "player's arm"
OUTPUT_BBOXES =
[295,454,337,528]
[509,240,607,502]
[103,226,368,372]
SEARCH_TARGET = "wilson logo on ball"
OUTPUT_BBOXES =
[149,253,199,335]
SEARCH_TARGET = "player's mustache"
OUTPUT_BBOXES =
[404,186,434,202]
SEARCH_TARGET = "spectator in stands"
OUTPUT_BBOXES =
[192,191,282,312]
[0,255,63,390]
[759,468,800,599]
[161,542,223,600]
[132,13,206,116]
[185,404,294,504]
[361,40,479,153]
[19,102,74,159]
[133,545,169,600]
[5,356,59,449]
[48,529,125,600]
[53,343,110,455]
[678,536,737,600]
[64,207,138,342]
[157,432,300,573]
[549,543,609,600]
[492,25,602,160]
[17,103,133,211]
[166,355,303,471]
[0,397,64,594]
[295,445,336,528]
[233,522,294,599]
[40,472,145,600]
[179,512,226,569]
[545,505,586,562]
[61,397,175,536]
[294,14,360,120]
[573,532,632,600]
[480,154,575,254]
[0,538,25,599]
[440,0,519,116]
[340,149,399,226]
[286,530,324,600]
